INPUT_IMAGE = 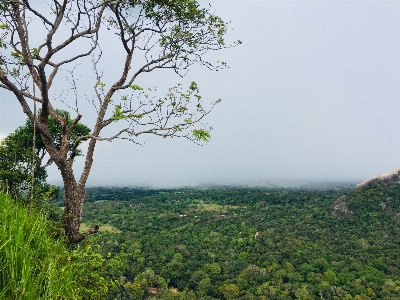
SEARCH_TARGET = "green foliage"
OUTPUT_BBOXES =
[0,110,89,203]
[220,283,240,300]
[129,113,144,119]
[11,51,25,64]
[0,191,121,299]
[95,81,105,89]
[11,109,91,158]
[189,81,198,91]
[30,47,39,57]
[130,84,144,91]
[0,23,9,30]
[124,280,145,299]
[0,0,237,249]
[113,105,126,121]
[78,186,400,299]
[109,0,241,75]
[192,129,211,142]
[0,191,77,299]
[0,129,49,201]
[71,240,118,299]
[110,81,219,145]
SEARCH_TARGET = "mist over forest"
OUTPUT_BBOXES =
[1,0,400,299]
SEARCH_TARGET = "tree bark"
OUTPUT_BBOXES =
[62,167,84,244]
[61,164,99,245]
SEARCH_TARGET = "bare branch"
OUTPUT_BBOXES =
[0,84,42,103]
[22,0,54,27]
[112,3,131,54]
[0,71,56,146]
[41,2,106,66]
[116,55,173,90]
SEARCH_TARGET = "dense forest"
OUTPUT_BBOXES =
[69,180,400,300]
[3,179,400,299]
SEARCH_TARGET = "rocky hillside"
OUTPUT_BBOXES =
[333,170,400,221]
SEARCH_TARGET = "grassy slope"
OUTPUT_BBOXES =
[0,191,78,299]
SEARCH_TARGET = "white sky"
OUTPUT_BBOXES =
[1,1,400,187]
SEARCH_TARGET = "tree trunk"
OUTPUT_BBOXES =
[61,165,98,245]
[63,177,84,244]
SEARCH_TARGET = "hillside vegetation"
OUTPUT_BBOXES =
[4,177,400,299]
[79,184,400,299]
[0,191,113,299]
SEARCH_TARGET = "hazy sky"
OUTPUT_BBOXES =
[1,1,400,187]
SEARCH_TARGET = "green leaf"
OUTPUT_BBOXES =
[174,125,182,132]
[176,106,188,112]
[31,48,39,57]
[95,81,105,91]
[189,81,198,91]
[129,84,144,91]
[128,114,143,119]
[112,105,126,121]
[193,129,211,142]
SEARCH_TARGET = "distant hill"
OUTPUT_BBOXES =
[333,170,400,219]
[354,170,400,190]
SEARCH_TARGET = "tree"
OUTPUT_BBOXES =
[0,130,45,200]
[220,283,240,300]
[13,109,92,164]
[0,0,240,244]
[0,109,89,205]
[0,126,51,203]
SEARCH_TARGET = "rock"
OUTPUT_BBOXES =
[331,196,353,216]
[353,169,400,190]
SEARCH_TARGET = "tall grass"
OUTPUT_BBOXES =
[0,191,78,299]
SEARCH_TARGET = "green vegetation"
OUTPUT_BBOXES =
[0,191,115,299]
[0,191,76,299]
[79,184,400,299]
[80,222,121,234]
[3,111,400,299]
[0,109,90,205]
[4,177,400,299]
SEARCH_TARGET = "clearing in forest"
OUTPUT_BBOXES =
[189,202,243,213]
[80,222,120,233]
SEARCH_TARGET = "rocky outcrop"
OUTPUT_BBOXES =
[331,196,353,216]
[353,170,400,190]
